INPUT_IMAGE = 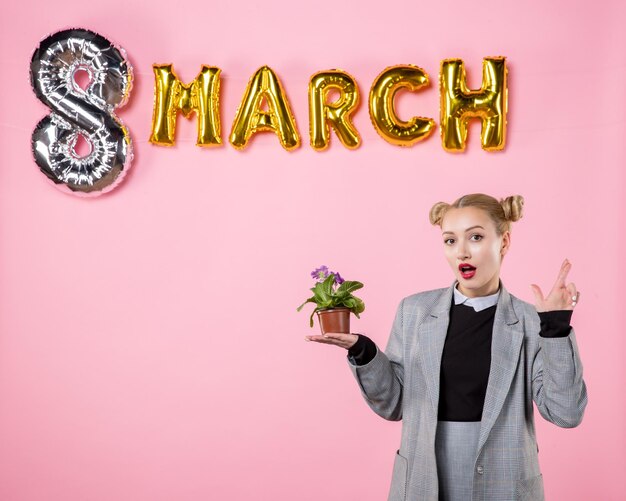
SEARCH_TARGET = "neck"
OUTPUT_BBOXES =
[456,279,500,298]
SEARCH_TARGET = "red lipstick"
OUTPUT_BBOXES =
[458,262,476,279]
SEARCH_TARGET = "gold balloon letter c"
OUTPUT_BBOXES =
[369,65,435,147]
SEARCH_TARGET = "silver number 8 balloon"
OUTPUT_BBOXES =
[30,28,133,196]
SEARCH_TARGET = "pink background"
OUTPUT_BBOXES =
[1,0,624,499]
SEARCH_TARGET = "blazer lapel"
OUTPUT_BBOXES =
[477,281,524,455]
[416,281,455,414]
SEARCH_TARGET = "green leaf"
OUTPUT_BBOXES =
[336,280,363,295]
[353,297,365,314]
[309,308,319,328]
[313,282,330,303]
[321,274,335,296]
[342,298,356,309]
[319,298,332,308]
[296,297,315,311]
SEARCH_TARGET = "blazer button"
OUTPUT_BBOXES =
[476,465,484,474]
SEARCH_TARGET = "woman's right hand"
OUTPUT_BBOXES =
[304,332,359,350]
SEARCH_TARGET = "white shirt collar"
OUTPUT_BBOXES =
[453,283,500,312]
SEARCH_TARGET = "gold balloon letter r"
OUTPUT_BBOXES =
[308,70,361,150]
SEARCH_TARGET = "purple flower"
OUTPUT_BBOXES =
[311,265,329,281]
[333,272,344,284]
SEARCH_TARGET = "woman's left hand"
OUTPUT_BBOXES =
[530,258,580,312]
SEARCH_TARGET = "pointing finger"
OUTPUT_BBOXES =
[549,259,571,294]
[556,259,571,282]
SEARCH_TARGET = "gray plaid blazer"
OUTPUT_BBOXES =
[347,279,588,501]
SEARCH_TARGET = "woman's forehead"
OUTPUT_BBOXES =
[442,207,495,232]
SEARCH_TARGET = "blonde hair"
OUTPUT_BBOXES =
[429,193,524,235]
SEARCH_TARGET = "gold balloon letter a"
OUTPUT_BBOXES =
[149,65,222,147]
[440,57,508,152]
[369,65,435,147]
[308,70,361,150]
[230,66,300,151]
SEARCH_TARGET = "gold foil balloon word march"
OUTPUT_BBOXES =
[148,57,508,152]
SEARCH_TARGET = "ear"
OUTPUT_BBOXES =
[500,231,511,257]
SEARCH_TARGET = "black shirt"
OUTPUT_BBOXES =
[438,300,496,421]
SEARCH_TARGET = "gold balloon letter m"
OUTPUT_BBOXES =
[149,65,222,147]
[440,57,507,152]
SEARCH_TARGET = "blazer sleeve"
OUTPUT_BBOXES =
[530,307,588,428]
[345,298,405,421]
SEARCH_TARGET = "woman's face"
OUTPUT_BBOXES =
[441,206,510,298]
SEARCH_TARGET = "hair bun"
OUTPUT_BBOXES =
[429,202,450,226]
[500,195,524,222]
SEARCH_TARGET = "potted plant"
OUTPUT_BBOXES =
[296,265,365,334]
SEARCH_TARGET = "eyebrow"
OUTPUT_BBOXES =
[442,225,485,236]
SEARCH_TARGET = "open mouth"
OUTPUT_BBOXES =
[459,264,476,278]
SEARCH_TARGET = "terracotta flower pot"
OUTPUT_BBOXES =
[316,307,351,334]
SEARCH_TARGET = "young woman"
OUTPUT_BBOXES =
[305,193,588,501]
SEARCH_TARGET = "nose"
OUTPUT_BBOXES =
[456,240,470,260]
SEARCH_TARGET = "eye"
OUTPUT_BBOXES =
[470,234,483,241]
[444,238,454,245]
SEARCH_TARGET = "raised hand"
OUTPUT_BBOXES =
[530,258,580,313]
